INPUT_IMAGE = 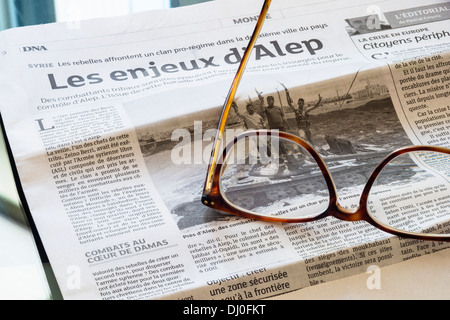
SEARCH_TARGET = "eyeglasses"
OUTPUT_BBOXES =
[201,0,450,242]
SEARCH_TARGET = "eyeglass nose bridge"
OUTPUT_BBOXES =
[328,199,370,222]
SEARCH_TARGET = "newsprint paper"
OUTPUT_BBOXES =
[0,0,449,300]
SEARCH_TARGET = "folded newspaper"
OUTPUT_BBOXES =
[0,0,449,300]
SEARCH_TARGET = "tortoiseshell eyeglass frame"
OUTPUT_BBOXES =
[201,0,450,242]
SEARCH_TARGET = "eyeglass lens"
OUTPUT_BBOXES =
[367,150,449,236]
[220,135,330,219]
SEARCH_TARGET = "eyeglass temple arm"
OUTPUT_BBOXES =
[203,0,273,193]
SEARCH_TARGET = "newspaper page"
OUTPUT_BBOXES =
[0,0,448,300]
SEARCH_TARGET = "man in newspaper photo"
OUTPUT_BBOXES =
[283,85,323,145]
[232,101,267,130]
[255,90,289,132]
[256,93,291,160]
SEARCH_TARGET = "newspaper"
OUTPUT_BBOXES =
[0,0,448,300]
